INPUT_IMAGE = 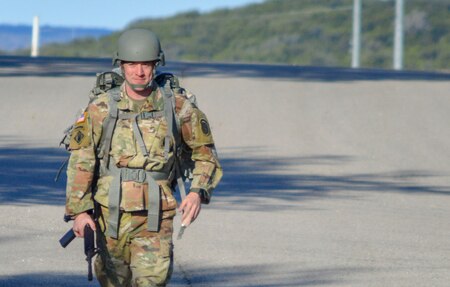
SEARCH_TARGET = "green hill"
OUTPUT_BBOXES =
[33,0,450,71]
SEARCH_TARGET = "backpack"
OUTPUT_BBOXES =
[56,69,196,199]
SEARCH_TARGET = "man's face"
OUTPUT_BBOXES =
[121,61,156,90]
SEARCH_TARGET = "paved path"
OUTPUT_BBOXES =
[0,56,449,286]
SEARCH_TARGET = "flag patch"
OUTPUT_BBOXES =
[76,112,86,123]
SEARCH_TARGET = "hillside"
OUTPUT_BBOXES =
[0,24,113,51]
[15,0,450,70]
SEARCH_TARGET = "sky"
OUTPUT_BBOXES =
[0,0,265,30]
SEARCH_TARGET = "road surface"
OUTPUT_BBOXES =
[0,56,449,286]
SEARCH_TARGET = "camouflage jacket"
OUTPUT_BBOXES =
[65,84,222,217]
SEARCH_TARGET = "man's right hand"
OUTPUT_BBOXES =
[73,212,96,238]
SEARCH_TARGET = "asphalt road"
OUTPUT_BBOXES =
[0,56,449,287]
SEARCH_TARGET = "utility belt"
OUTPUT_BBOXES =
[104,164,171,239]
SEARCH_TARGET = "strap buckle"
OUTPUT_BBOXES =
[121,168,146,183]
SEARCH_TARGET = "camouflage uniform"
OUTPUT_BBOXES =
[65,83,222,286]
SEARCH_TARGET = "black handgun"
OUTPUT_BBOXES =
[59,225,98,281]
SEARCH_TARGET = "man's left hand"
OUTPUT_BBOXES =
[178,192,201,226]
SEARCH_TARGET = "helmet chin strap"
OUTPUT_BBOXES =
[125,79,151,91]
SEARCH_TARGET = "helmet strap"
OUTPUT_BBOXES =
[125,80,149,91]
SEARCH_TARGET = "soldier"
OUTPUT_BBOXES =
[65,28,222,286]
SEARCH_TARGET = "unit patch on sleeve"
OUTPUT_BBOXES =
[73,130,85,144]
[200,119,210,136]
[69,112,91,150]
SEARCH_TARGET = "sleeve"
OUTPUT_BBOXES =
[65,101,106,217]
[178,99,223,204]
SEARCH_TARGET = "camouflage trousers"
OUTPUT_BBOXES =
[94,206,175,287]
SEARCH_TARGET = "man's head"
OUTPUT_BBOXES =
[114,29,165,91]
[121,61,156,91]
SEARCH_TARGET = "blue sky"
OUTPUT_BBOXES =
[0,0,265,30]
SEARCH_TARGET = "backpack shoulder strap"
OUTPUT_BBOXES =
[97,87,121,169]
[155,73,181,155]
[155,73,188,200]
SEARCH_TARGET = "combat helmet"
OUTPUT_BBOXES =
[113,28,165,66]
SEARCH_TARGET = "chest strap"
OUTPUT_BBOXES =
[97,90,166,165]
[117,111,164,158]
[106,165,169,239]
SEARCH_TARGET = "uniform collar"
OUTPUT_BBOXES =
[117,84,164,112]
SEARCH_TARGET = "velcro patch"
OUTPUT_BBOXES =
[200,119,210,136]
[194,113,214,145]
[76,112,86,123]
[69,112,91,150]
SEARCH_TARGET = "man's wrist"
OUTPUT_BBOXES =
[189,188,210,204]
[66,209,93,221]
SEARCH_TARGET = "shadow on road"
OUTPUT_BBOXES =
[0,265,367,287]
[0,145,448,208]
[0,265,368,287]
[178,263,371,287]
[0,145,67,206]
[0,272,189,287]
[217,155,450,210]
[1,55,450,81]
[0,273,94,287]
